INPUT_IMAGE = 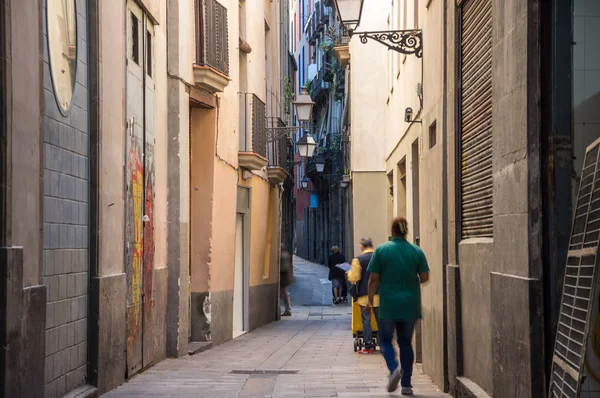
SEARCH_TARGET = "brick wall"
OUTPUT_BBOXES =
[42,0,90,396]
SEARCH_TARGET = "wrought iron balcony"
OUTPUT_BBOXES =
[266,119,291,184]
[310,67,330,101]
[309,15,318,44]
[239,93,268,170]
[194,0,231,92]
[315,1,328,30]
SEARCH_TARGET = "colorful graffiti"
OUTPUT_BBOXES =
[143,177,154,311]
[125,136,155,375]
[127,146,144,370]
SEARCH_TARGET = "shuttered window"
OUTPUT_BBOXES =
[196,0,229,76]
[459,0,493,239]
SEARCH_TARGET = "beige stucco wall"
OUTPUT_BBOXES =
[97,0,126,277]
[351,172,388,252]
[153,0,169,270]
[349,4,389,254]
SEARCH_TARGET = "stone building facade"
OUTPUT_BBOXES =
[343,0,600,397]
[1,0,292,396]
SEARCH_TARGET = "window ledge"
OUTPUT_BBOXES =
[239,152,268,170]
[193,64,231,93]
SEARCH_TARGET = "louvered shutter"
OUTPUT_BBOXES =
[549,140,600,397]
[459,0,493,238]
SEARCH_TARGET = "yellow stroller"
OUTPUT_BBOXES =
[351,298,379,352]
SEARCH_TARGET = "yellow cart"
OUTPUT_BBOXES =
[351,298,379,352]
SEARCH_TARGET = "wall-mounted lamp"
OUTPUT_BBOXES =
[301,176,309,189]
[315,156,326,173]
[405,107,422,124]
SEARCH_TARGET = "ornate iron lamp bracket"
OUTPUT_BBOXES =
[352,29,423,58]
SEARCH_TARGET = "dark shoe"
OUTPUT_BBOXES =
[387,368,401,393]
[401,386,414,395]
[343,297,348,303]
[281,311,292,316]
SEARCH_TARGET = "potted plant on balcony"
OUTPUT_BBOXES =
[320,39,333,53]
[284,77,294,115]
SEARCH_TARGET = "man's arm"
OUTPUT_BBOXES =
[417,248,430,284]
[368,273,380,307]
[347,259,362,284]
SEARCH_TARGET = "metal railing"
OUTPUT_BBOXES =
[310,67,330,100]
[238,93,267,158]
[267,118,289,171]
[196,0,229,76]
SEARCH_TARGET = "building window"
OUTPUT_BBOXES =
[429,121,437,148]
[131,13,140,65]
[146,31,152,77]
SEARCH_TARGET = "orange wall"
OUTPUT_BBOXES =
[190,107,216,293]
[209,161,238,292]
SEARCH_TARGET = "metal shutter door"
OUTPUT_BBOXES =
[460,0,493,238]
[549,140,600,397]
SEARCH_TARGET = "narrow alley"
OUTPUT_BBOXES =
[102,257,448,397]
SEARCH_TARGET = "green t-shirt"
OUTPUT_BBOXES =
[367,238,430,320]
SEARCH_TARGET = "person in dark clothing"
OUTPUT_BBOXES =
[328,246,347,304]
[280,244,295,316]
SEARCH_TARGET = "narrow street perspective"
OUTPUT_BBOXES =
[4,0,600,397]
[102,257,448,397]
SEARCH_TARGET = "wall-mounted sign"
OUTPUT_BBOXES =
[310,194,319,208]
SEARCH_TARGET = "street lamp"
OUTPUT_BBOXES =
[297,133,317,158]
[332,0,423,58]
[301,176,309,189]
[315,156,326,173]
[333,0,365,32]
[293,87,315,124]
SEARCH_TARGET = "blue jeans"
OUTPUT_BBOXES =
[378,319,416,387]
[360,306,379,349]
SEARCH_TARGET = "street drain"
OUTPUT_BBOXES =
[230,370,299,375]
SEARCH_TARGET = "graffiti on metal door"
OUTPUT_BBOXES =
[126,143,144,374]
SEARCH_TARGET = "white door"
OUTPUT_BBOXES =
[233,214,245,337]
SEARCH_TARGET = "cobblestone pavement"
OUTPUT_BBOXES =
[103,256,448,398]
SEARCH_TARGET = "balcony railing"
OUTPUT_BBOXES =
[196,0,229,77]
[239,93,267,158]
[310,67,330,101]
[308,15,317,44]
[267,119,289,171]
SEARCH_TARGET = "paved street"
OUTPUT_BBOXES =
[103,257,448,398]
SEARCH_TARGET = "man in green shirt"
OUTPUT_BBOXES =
[367,217,430,395]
